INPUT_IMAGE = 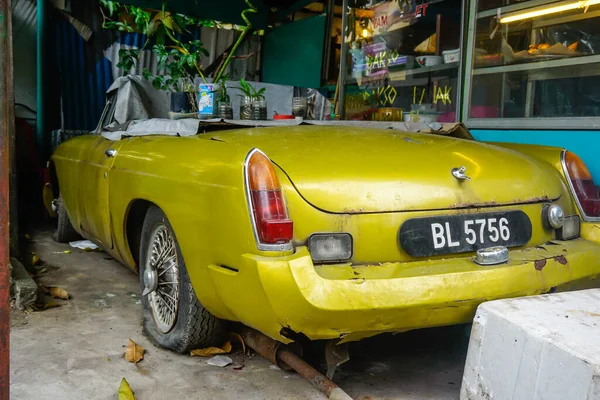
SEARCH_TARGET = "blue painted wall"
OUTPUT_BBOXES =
[471,129,600,185]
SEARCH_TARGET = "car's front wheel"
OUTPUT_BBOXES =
[139,205,225,353]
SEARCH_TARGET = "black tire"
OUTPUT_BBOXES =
[139,205,225,353]
[53,195,80,243]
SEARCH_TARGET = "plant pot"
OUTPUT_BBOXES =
[251,98,267,120]
[217,102,233,119]
[171,92,193,114]
[292,97,307,118]
[240,95,253,120]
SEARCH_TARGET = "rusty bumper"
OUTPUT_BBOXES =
[207,233,600,344]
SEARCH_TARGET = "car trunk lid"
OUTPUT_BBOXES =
[210,126,562,213]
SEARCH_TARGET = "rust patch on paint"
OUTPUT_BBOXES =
[534,259,547,271]
[554,255,568,265]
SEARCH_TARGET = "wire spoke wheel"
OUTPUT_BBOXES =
[145,223,180,333]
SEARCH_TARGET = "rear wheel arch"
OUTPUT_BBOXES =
[49,161,59,199]
[137,204,226,351]
[125,199,155,270]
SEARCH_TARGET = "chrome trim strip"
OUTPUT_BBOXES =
[560,149,600,222]
[244,148,294,252]
[465,117,600,130]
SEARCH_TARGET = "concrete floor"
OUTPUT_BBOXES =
[11,230,468,399]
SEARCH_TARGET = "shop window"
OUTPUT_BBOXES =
[464,0,600,128]
[341,0,465,122]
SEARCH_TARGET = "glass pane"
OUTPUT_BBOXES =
[471,69,600,118]
[477,0,508,13]
[342,0,463,122]
[469,1,600,119]
[476,0,542,13]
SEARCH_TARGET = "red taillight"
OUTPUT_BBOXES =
[563,151,600,218]
[246,150,293,245]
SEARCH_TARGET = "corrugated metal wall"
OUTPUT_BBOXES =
[54,18,261,131]
[13,0,37,122]
[55,19,113,131]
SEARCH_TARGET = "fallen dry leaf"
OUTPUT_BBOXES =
[125,338,144,364]
[190,341,232,357]
[31,299,60,311]
[48,286,70,300]
[118,378,136,400]
[32,253,40,266]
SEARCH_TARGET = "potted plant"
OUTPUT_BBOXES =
[104,1,214,117]
[215,75,233,119]
[118,40,210,118]
[234,79,266,120]
[103,0,260,119]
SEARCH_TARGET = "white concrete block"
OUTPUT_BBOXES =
[460,289,600,400]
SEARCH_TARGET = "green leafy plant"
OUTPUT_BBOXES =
[216,74,231,103]
[213,0,257,83]
[102,0,260,112]
[143,41,209,92]
[101,0,210,89]
[234,78,265,99]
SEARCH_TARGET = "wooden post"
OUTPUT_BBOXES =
[0,0,14,398]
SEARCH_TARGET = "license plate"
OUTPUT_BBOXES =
[398,211,532,257]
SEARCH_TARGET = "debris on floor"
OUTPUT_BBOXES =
[31,299,60,312]
[124,339,144,364]
[206,355,233,367]
[47,286,70,300]
[11,231,467,399]
[118,378,136,400]
[91,298,112,309]
[69,240,99,251]
[190,341,232,357]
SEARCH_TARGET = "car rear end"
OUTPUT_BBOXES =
[207,127,600,343]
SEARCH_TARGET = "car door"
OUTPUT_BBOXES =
[78,136,125,248]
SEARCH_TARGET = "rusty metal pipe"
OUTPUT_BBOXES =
[241,326,281,366]
[241,328,353,400]
[277,348,353,400]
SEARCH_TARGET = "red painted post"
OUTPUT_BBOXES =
[0,0,13,398]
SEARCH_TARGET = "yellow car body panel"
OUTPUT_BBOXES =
[50,126,600,343]
[211,127,564,213]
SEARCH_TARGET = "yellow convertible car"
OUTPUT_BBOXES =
[50,118,600,353]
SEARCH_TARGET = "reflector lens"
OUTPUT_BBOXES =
[564,151,600,218]
[556,215,580,241]
[247,150,293,245]
[308,234,353,263]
